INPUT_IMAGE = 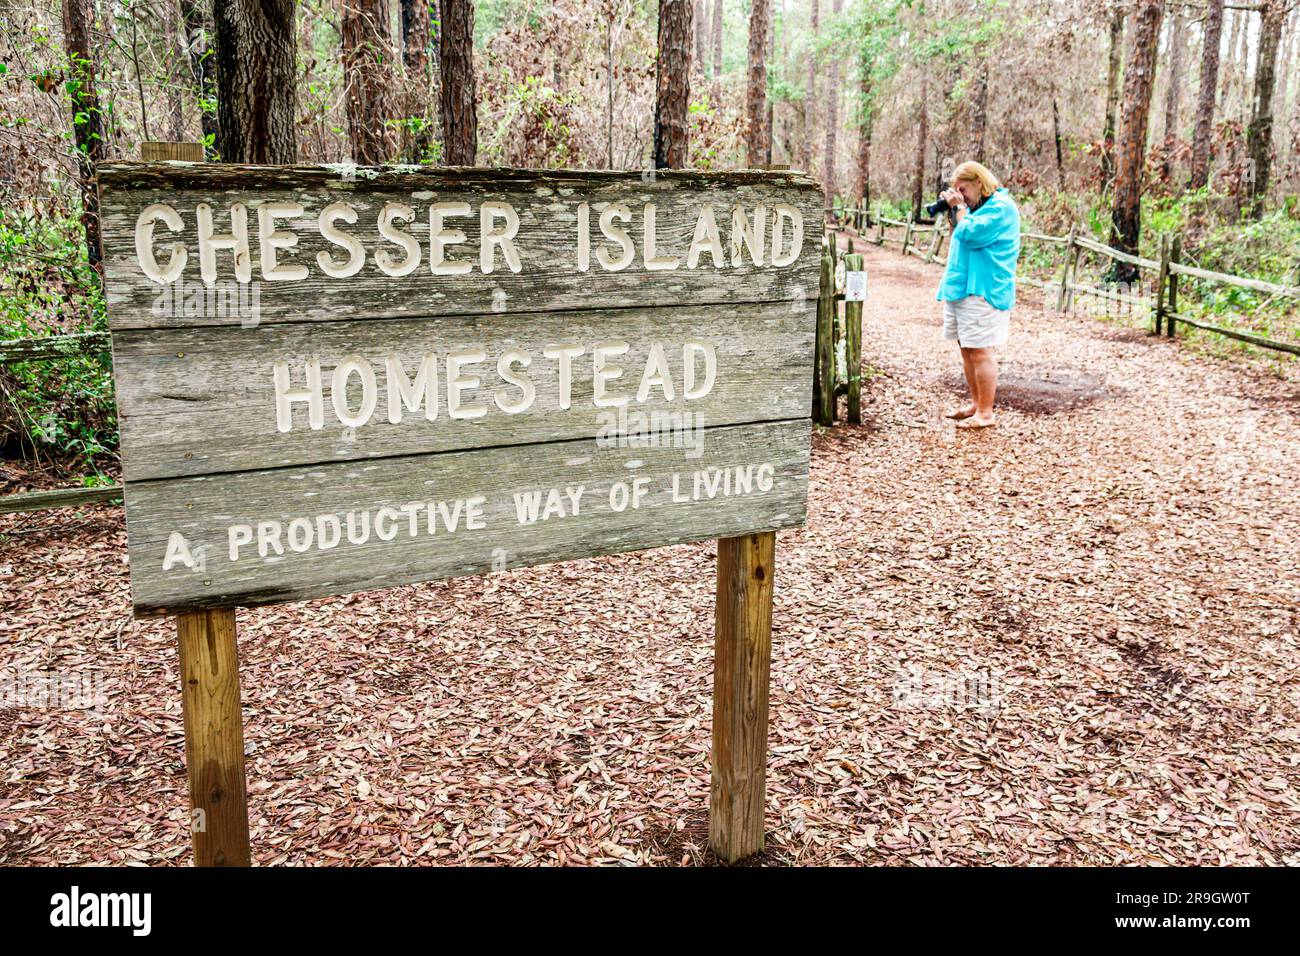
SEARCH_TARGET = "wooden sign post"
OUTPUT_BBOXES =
[99,161,822,865]
[139,142,251,867]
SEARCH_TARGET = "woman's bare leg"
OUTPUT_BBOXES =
[957,346,998,428]
[947,346,978,419]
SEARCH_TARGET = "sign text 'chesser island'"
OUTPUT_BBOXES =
[99,164,822,615]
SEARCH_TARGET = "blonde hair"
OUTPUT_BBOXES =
[951,161,1001,198]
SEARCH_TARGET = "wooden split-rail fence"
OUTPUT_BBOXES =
[832,201,1300,357]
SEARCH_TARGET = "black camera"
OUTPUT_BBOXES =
[925,195,951,218]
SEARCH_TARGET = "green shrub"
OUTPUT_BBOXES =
[0,203,117,480]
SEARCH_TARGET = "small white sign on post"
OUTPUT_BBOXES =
[845,269,868,302]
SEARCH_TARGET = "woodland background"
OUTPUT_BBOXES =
[1,0,1298,487]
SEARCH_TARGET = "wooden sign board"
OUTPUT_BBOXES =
[99,164,822,617]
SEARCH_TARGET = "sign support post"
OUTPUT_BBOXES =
[141,141,252,867]
[709,530,775,863]
[176,607,251,866]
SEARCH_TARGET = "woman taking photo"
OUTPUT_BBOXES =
[935,161,1021,429]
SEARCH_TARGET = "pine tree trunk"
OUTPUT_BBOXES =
[179,0,219,158]
[1287,23,1300,182]
[166,0,185,140]
[399,0,434,163]
[213,0,297,164]
[765,3,775,163]
[1188,0,1223,190]
[401,0,431,74]
[1233,8,1249,115]
[854,61,872,207]
[695,0,707,75]
[1100,7,1124,191]
[655,0,693,168]
[1161,11,1186,139]
[912,70,928,221]
[971,62,989,163]
[711,0,723,87]
[822,0,841,209]
[1052,93,1065,187]
[341,1,397,166]
[744,0,770,164]
[440,0,477,165]
[1246,0,1286,216]
[803,0,819,174]
[61,0,103,267]
[1160,9,1185,180]
[1109,0,1164,276]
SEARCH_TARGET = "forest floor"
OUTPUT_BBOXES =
[2,237,1299,866]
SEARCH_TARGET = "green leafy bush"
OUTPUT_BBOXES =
[0,203,117,481]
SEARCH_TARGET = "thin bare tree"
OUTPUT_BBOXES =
[823,0,842,207]
[1246,0,1288,215]
[341,1,397,165]
[61,0,103,266]
[1100,4,1124,192]
[803,0,819,174]
[179,0,219,157]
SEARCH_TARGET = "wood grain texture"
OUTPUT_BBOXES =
[141,141,206,162]
[112,299,814,481]
[0,484,122,514]
[176,607,251,866]
[815,247,834,425]
[125,419,809,615]
[0,331,109,366]
[99,163,825,330]
[709,530,774,863]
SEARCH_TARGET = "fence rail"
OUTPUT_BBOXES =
[832,200,1300,357]
[0,331,110,366]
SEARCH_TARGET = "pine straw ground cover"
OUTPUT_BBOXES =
[2,240,1299,866]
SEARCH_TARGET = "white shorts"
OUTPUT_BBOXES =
[943,295,1010,348]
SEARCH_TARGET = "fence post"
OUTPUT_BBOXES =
[1155,233,1170,336]
[924,224,941,263]
[876,204,886,245]
[901,214,914,256]
[832,240,843,383]
[1062,228,1083,313]
[1167,235,1181,338]
[1056,225,1078,313]
[844,252,864,424]
[816,244,835,426]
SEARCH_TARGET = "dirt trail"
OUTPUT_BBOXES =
[2,241,1299,865]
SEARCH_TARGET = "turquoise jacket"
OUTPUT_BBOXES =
[936,187,1021,311]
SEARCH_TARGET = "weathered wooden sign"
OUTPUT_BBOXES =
[99,164,822,617]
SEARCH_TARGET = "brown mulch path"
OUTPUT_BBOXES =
[2,239,1299,866]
